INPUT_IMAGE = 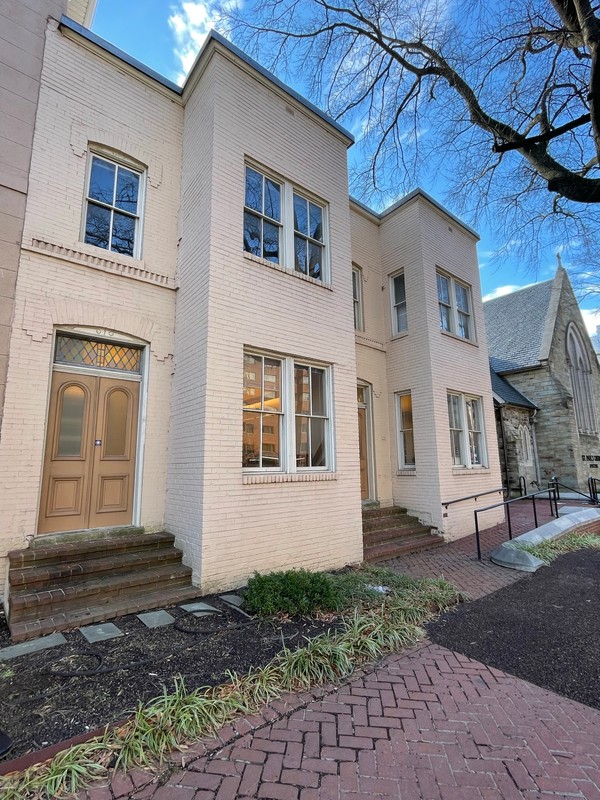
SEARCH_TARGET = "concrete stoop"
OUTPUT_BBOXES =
[363,506,444,562]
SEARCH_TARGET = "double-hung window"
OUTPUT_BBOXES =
[390,272,407,335]
[84,153,143,258]
[243,350,332,472]
[447,392,486,468]
[395,392,415,468]
[352,266,364,331]
[437,271,474,341]
[243,165,328,282]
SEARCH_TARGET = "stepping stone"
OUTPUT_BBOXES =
[79,622,123,643]
[193,611,219,618]
[0,730,12,758]
[219,594,244,607]
[0,632,67,661]
[179,601,218,614]
[137,610,175,628]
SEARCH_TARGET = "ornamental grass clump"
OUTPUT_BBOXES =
[515,531,600,564]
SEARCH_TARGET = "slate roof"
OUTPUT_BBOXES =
[489,367,537,409]
[483,279,554,372]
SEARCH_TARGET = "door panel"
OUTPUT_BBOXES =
[39,373,97,533]
[88,378,139,528]
[358,406,369,501]
[39,372,140,533]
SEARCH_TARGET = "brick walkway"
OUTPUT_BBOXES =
[74,499,600,799]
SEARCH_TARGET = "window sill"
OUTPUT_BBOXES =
[441,330,478,347]
[390,331,409,342]
[396,469,416,476]
[243,251,332,290]
[451,467,490,475]
[243,472,337,485]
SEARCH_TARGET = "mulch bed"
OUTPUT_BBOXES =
[427,548,600,710]
[0,596,338,762]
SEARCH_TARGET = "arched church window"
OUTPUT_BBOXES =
[566,324,597,434]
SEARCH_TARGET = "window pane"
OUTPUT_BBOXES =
[309,203,323,240]
[58,385,86,457]
[111,211,135,256]
[308,242,322,280]
[396,303,407,333]
[85,203,111,250]
[264,179,281,222]
[458,311,470,339]
[115,167,139,214]
[469,431,483,465]
[243,211,261,256]
[437,273,450,304]
[294,234,307,274]
[447,394,461,429]
[465,398,478,431]
[295,416,309,467]
[293,194,308,234]
[263,358,281,411]
[294,365,310,413]
[104,389,129,457]
[243,353,262,407]
[262,220,280,263]
[89,157,115,204]
[439,304,451,332]
[455,283,469,312]
[352,270,359,301]
[450,430,463,465]
[311,368,326,416]
[310,418,326,467]
[393,274,406,304]
[400,393,412,430]
[242,410,260,467]
[245,167,262,212]
[262,413,280,467]
[403,430,415,466]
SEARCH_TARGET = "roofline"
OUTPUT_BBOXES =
[186,30,354,144]
[482,278,553,306]
[350,189,479,239]
[59,16,182,94]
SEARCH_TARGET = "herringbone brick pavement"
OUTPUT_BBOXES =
[81,641,600,799]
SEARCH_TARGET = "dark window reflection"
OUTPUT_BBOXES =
[89,157,115,204]
[243,211,261,256]
[85,203,111,250]
[116,168,139,214]
[112,212,135,256]
[294,194,308,234]
[86,156,141,256]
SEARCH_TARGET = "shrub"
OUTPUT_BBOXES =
[243,569,340,616]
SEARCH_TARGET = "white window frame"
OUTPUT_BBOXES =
[352,265,364,331]
[243,349,334,473]
[566,323,597,434]
[437,270,475,341]
[243,163,330,283]
[395,391,416,469]
[447,391,487,468]
[390,271,408,335]
[82,150,146,259]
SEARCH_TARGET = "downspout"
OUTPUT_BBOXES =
[530,408,541,486]
[498,405,511,494]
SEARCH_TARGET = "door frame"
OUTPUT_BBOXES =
[37,325,149,532]
[357,380,377,503]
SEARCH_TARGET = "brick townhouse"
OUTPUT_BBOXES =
[0,0,503,639]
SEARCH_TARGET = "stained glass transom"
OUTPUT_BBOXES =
[55,335,142,374]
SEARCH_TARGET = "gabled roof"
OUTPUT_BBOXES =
[483,275,557,373]
[490,367,537,409]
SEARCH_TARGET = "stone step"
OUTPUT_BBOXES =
[364,533,445,563]
[9,546,183,590]
[7,529,172,568]
[362,514,432,533]
[9,563,194,624]
[362,506,407,520]
[363,525,436,546]
[9,584,201,644]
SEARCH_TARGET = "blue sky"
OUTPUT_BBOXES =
[91,0,600,335]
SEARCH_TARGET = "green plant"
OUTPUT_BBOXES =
[515,532,600,564]
[243,569,341,616]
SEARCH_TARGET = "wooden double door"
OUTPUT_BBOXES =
[39,371,140,534]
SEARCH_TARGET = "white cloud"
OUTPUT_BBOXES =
[482,284,525,302]
[169,1,238,84]
[580,308,600,337]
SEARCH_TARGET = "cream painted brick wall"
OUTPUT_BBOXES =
[167,50,363,591]
[0,25,182,573]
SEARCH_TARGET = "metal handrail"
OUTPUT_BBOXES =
[442,486,504,510]
[473,488,559,561]
[589,477,600,504]
[548,478,600,505]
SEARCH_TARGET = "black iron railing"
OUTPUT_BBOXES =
[548,478,600,505]
[473,488,559,561]
[442,486,505,510]
[589,477,600,504]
